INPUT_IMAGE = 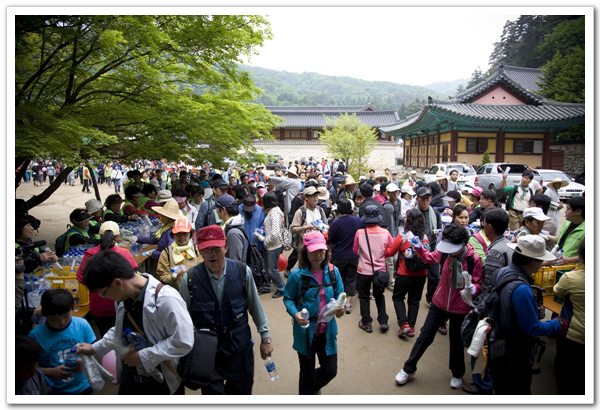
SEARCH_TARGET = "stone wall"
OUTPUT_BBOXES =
[250,141,403,173]
[550,141,585,176]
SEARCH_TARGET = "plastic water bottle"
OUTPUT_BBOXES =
[300,308,310,329]
[72,289,80,312]
[123,329,164,383]
[38,275,51,291]
[405,248,413,258]
[24,277,33,293]
[63,347,79,383]
[80,353,105,391]
[264,357,279,381]
[42,247,52,275]
[410,235,422,249]
[170,265,187,279]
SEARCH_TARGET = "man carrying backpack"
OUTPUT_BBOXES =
[498,170,535,231]
[213,194,247,263]
[190,226,273,395]
[488,235,567,395]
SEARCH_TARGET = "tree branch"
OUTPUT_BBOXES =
[24,166,73,210]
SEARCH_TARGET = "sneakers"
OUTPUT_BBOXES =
[398,323,411,338]
[380,323,389,332]
[395,369,415,385]
[407,326,415,337]
[462,381,492,395]
[438,324,447,335]
[345,304,352,314]
[450,377,463,390]
[257,288,271,295]
[272,290,284,298]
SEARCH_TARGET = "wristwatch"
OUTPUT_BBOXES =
[261,337,271,344]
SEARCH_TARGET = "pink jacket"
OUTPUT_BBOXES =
[77,245,139,317]
[353,225,393,275]
[416,244,483,314]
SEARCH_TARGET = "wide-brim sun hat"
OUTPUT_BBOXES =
[547,178,569,188]
[85,199,103,214]
[435,170,448,180]
[287,166,298,176]
[507,235,556,261]
[361,205,383,224]
[344,175,357,185]
[151,199,181,220]
[317,186,329,200]
[155,190,173,203]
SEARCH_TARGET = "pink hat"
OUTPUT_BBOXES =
[471,186,484,198]
[257,188,268,198]
[303,231,328,252]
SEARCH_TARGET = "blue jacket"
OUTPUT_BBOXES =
[238,204,265,251]
[283,263,344,356]
[137,228,174,260]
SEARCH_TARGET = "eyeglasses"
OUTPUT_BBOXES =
[98,280,114,298]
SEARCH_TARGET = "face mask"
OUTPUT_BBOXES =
[16,264,26,273]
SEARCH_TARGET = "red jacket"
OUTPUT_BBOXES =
[416,244,483,314]
[76,245,138,317]
[385,235,430,277]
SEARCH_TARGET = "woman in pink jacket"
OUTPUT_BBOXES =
[353,205,393,333]
[395,223,483,391]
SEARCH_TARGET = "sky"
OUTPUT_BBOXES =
[243,9,521,87]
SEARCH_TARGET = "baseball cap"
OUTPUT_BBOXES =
[173,195,187,204]
[392,171,398,175]
[172,218,192,234]
[401,185,416,196]
[436,239,465,254]
[470,187,484,198]
[196,225,226,250]
[99,221,120,236]
[386,184,400,192]
[210,194,237,210]
[410,170,417,175]
[373,184,381,191]
[242,194,256,212]
[213,178,229,190]
[303,186,318,196]
[156,190,173,203]
[523,207,550,221]
[416,187,432,197]
[258,188,268,198]
[303,231,328,252]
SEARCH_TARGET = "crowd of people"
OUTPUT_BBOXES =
[15,155,585,396]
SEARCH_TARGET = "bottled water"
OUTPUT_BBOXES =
[24,277,33,293]
[80,354,105,391]
[38,275,51,292]
[123,329,164,383]
[264,357,279,381]
[31,278,40,291]
[405,248,413,258]
[300,308,310,329]
[72,289,80,312]
[42,247,52,275]
[64,347,79,383]
[170,265,187,279]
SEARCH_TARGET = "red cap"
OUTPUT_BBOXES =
[196,225,226,250]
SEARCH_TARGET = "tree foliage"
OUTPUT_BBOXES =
[15,15,279,172]
[466,66,488,89]
[481,149,491,166]
[318,113,378,180]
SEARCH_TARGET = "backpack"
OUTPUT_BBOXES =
[55,226,78,257]
[399,236,431,272]
[295,263,337,341]
[291,205,327,249]
[228,226,265,289]
[506,186,534,211]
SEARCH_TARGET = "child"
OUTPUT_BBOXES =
[28,289,96,395]
[16,336,53,395]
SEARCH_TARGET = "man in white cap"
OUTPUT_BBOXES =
[390,171,401,188]
[382,182,401,290]
[265,165,302,224]
[403,170,418,189]
[514,207,549,240]
[488,235,568,394]
[398,185,415,235]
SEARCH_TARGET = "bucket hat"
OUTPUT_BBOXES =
[507,235,556,261]
[361,205,382,224]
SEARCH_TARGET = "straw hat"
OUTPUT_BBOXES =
[151,199,181,221]
[343,175,357,185]
[547,178,569,188]
[287,166,298,177]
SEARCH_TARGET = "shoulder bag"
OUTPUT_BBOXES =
[364,228,390,288]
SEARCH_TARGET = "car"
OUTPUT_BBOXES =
[475,163,542,201]
[265,154,283,170]
[423,162,477,189]
[535,169,585,200]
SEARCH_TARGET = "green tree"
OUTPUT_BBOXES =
[481,149,491,166]
[15,15,278,209]
[455,84,466,94]
[538,47,585,103]
[319,113,378,180]
[466,66,488,89]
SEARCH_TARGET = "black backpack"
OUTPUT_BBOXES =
[228,226,265,289]
[398,236,431,272]
[55,226,78,257]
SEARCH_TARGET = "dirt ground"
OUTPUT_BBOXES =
[16,178,564,397]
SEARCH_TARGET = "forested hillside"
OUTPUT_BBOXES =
[239,64,448,119]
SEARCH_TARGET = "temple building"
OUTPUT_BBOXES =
[380,65,585,170]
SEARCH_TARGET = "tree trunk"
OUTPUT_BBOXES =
[87,163,102,203]
[15,158,31,189]
[24,166,73,210]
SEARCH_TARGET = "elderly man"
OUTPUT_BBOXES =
[78,251,194,395]
[436,171,460,195]
[498,170,536,231]
[191,226,273,395]
[265,166,302,223]
[197,178,230,230]
[403,170,418,189]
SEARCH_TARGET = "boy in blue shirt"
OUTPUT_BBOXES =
[16,335,53,395]
[28,289,96,395]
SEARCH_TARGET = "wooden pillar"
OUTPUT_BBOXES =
[496,129,505,162]
[450,129,458,161]
[437,132,441,163]
[307,127,312,141]
[542,131,551,168]
[426,134,430,168]
[279,128,285,141]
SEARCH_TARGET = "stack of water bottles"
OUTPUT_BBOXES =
[254,227,265,242]
[310,219,328,234]
[25,274,53,328]
[62,245,92,272]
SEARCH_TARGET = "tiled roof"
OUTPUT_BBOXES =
[429,101,584,122]
[444,65,547,105]
[503,65,544,92]
[268,110,400,128]
[265,102,379,113]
